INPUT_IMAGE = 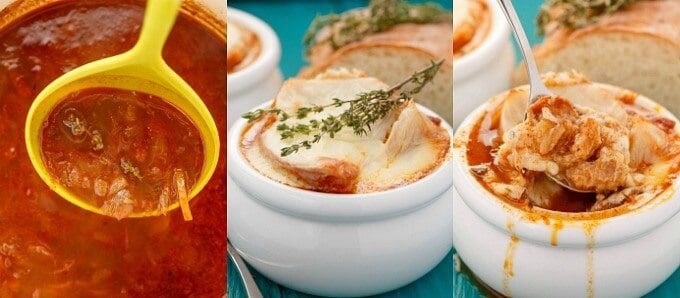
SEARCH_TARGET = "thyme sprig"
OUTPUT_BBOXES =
[303,0,451,55]
[242,59,444,157]
[536,0,647,35]
[63,113,104,151]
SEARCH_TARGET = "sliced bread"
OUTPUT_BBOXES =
[512,0,680,117]
[300,22,453,124]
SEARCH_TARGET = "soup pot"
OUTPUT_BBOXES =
[0,0,227,296]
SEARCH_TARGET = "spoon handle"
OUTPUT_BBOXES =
[133,0,182,59]
[495,0,552,105]
[228,240,264,298]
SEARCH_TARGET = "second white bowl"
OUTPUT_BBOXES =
[227,7,282,127]
[454,0,515,129]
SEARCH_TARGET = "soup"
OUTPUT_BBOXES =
[40,88,204,220]
[453,0,490,57]
[0,0,225,296]
[240,69,450,194]
[466,72,680,214]
[226,20,260,74]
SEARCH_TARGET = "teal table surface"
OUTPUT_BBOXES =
[227,2,454,298]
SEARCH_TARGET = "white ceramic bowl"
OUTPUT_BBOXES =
[453,0,514,129]
[227,103,453,297]
[227,7,282,127]
[452,84,680,297]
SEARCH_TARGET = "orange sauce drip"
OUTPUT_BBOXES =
[550,220,564,246]
[502,219,519,296]
[583,221,600,298]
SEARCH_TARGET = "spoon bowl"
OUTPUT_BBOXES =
[496,0,592,193]
[24,0,220,217]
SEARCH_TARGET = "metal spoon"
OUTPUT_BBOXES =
[495,0,592,193]
[228,240,263,298]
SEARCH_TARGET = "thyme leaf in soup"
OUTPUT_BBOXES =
[120,159,143,180]
[91,130,104,151]
[63,113,86,136]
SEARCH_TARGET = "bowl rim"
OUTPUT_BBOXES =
[228,101,453,222]
[227,7,281,95]
[454,0,510,81]
[452,82,680,248]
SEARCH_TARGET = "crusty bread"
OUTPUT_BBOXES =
[512,0,680,117]
[300,22,453,124]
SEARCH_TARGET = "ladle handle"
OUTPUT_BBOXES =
[132,0,182,60]
[496,0,552,105]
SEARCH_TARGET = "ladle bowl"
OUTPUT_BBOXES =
[24,0,220,218]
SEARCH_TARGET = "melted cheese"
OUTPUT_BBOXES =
[227,20,259,73]
[241,70,450,193]
[453,0,490,57]
[480,72,680,212]
[453,0,469,31]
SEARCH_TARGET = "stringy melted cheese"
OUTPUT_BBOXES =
[240,70,450,193]
[470,72,680,212]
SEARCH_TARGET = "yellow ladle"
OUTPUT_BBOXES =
[24,0,219,218]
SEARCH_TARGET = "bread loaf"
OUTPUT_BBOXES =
[512,0,680,117]
[300,21,453,124]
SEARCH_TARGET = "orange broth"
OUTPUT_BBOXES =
[0,0,226,296]
[466,110,597,212]
[40,88,204,219]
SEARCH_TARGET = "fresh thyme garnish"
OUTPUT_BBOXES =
[536,0,646,35]
[242,59,444,157]
[63,114,86,136]
[303,0,451,55]
[120,159,143,180]
[91,130,103,151]
[63,113,104,151]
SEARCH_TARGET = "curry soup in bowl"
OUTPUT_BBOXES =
[452,72,680,297]
[0,0,226,295]
[227,69,453,297]
[226,7,282,127]
[453,0,514,128]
